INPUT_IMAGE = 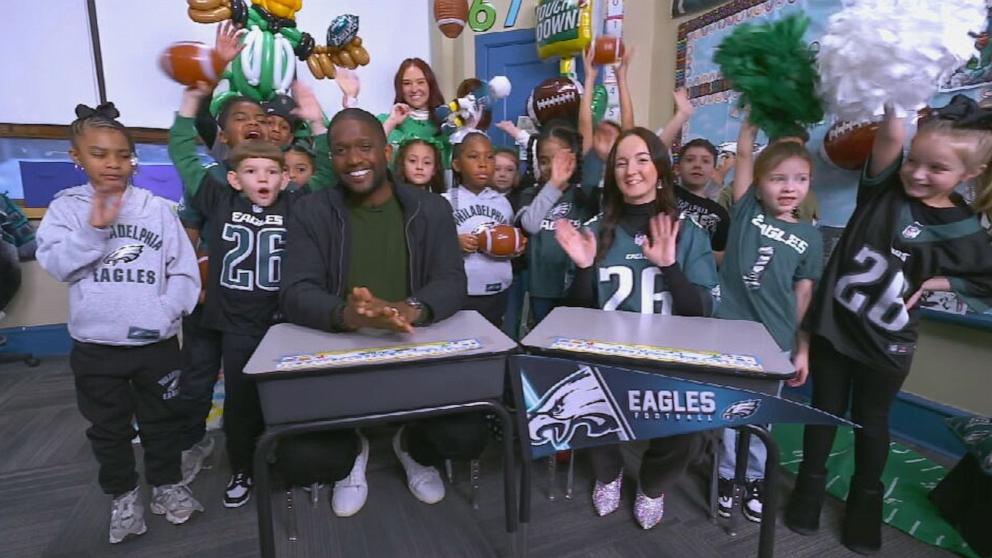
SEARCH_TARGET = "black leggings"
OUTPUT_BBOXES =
[799,336,909,486]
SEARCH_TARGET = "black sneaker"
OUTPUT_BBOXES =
[717,477,733,518]
[742,479,763,523]
[224,472,253,508]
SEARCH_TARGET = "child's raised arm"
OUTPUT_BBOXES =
[732,117,758,203]
[657,89,694,149]
[579,48,599,155]
[36,194,118,283]
[617,47,635,131]
[169,84,215,201]
[868,103,905,178]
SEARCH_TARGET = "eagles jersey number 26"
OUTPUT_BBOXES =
[220,224,286,291]
[599,265,674,314]
[833,245,909,332]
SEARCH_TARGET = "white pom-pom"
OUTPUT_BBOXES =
[488,76,512,99]
[817,0,987,121]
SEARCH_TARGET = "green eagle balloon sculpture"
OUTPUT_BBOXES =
[187,0,371,114]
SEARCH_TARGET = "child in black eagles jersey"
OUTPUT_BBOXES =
[170,83,306,509]
[786,95,992,554]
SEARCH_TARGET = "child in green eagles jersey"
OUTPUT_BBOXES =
[555,128,718,530]
[715,118,823,523]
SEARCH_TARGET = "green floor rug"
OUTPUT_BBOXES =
[775,423,979,558]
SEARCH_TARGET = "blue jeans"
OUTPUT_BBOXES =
[501,271,528,339]
[718,368,784,480]
[719,428,768,480]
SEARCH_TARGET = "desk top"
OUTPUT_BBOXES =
[521,307,794,379]
[244,311,518,376]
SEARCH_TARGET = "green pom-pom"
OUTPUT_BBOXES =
[714,14,824,139]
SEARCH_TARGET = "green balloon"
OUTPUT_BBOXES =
[591,84,608,123]
[259,31,275,98]
[231,56,263,102]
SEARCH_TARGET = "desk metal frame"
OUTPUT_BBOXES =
[252,399,519,558]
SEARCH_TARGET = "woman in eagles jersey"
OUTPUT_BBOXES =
[555,128,718,529]
[786,96,992,554]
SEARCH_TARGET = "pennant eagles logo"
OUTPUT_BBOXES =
[103,244,144,265]
[721,399,761,421]
[527,366,631,448]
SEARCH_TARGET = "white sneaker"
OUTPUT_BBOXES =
[392,427,445,504]
[181,436,215,485]
[109,487,147,544]
[332,431,369,517]
[150,483,204,525]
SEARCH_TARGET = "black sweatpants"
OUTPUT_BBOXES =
[589,433,706,498]
[799,336,909,486]
[275,430,361,486]
[70,338,185,496]
[463,289,511,328]
[405,413,491,467]
[178,304,223,450]
[221,332,266,475]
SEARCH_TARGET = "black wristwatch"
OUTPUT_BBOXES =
[405,297,428,326]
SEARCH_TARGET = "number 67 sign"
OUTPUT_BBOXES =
[469,0,524,32]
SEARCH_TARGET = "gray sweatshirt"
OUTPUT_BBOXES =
[37,184,199,346]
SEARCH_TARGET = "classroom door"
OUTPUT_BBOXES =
[475,29,559,148]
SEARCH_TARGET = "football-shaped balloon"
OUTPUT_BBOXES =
[434,0,469,39]
[527,77,583,126]
[159,42,226,87]
[477,224,524,257]
[821,119,880,171]
[592,36,625,66]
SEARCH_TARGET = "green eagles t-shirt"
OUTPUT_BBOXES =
[587,215,719,313]
[346,194,410,302]
[527,186,598,299]
[716,186,823,351]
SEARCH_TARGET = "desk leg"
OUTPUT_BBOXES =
[286,489,298,542]
[745,425,779,558]
[508,356,532,526]
[729,428,752,538]
[254,429,282,558]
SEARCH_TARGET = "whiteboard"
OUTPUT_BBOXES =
[95,0,218,129]
[3,0,100,125]
[94,0,431,128]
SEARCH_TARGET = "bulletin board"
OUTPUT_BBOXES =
[674,0,992,330]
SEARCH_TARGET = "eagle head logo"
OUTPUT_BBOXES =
[103,244,144,265]
[527,366,627,449]
[721,399,761,421]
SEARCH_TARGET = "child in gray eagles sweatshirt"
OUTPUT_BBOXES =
[38,184,199,344]
[35,104,204,542]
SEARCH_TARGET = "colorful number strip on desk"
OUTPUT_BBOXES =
[549,337,763,372]
[275,338,483,370]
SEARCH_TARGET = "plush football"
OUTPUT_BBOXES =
[434,0,469,39]
[477,224,525,257]
[159,42,226,87]
[821,119,880,171]
[526,77,583,126]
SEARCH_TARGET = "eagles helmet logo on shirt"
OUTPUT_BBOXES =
[633,232,648,247]
[103,244,144,266]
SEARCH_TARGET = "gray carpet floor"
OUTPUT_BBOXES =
[0,356,952,558]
